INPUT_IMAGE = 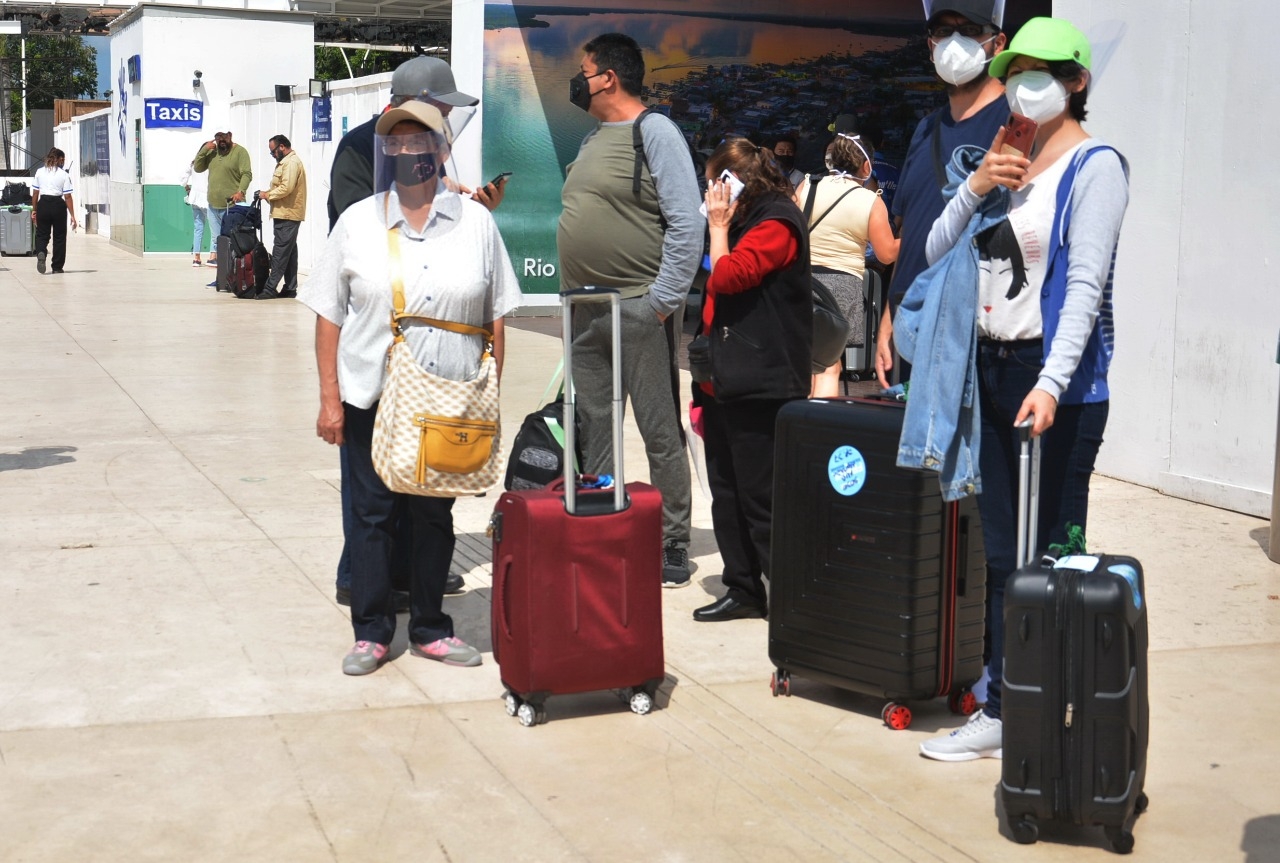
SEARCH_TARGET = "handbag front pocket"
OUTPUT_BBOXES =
[415,413,498,478]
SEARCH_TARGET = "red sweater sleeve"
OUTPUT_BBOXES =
[705,219,800,297]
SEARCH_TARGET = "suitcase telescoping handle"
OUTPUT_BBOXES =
[1015,419,1042,568]
[560,287,626,515]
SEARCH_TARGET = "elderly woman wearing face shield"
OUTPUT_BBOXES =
[300,101,522,676]
[912,17,1130,761]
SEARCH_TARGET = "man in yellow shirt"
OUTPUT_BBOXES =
[256,134,308,299]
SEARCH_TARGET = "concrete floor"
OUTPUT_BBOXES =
[1,233,1278,862]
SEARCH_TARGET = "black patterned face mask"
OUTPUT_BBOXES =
[394,152,438,187]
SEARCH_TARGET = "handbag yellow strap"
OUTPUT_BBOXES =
[384,209,492,357]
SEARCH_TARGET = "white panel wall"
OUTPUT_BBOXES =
[1053,0,1280,517]
[231,73,392,276]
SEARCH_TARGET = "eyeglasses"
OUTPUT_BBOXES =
[380,132,442,156]
[929,23,990,40]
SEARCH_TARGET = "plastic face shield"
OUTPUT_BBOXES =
[374,127,452,215]
[395,93,476,142]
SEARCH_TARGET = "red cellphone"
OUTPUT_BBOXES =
[1001,113,1038,158]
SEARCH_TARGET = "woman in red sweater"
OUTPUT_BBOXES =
[692,138,813,622]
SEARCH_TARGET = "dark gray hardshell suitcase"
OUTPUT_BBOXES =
[1000,428,1149,854]
[768,397,986,729]
[215,235,235,292]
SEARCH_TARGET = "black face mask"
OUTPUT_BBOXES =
[569,71,606,112]
[394,152,438,188]
[775,154,795,173]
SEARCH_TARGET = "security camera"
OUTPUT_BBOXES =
[194,70,202,79]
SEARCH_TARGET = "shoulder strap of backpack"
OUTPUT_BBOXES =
[929,110,949,191]
[801,174,823,222]
[807,180,860,234]
[632,106,663,196]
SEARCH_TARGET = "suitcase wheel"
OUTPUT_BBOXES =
[503,690,521,717]
[1134,792,1149,814]
[516,701,546,727]
[628,690,654,716]
[770,669,791,698]
[1011,818,1038,845]
[881,701,912,730]
[1104,826,1134,854]
[947,688,979,716]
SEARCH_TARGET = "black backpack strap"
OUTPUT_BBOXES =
[929,111,949,190]
[632,106,661,196]
[805,177,859,233]
[801,174,823,222]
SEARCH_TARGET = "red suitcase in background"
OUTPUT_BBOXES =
[488,289,665,727]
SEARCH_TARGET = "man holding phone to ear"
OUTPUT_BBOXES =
[875,0,1010,388]
[557,32,703,589]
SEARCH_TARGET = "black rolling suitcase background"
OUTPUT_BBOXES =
[1000,426,1149,853]
[215,235,235,293]
[768,397,986,729]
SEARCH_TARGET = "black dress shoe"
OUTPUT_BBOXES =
[279,288,297,299]
[253,289,280,300]
[444,572,465,594]
[693,595,767,622]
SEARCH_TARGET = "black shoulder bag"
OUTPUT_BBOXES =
[802,175,856,373]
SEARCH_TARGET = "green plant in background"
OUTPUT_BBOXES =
[0,35,97,126]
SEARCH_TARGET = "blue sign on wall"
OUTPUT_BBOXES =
[312,97,332,143]
[143,99,204,129]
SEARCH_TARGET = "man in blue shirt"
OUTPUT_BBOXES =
[875,0,1009,387]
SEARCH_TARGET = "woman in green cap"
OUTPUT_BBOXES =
[915,16,1130,761]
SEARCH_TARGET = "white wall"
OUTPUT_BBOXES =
[1055,0,1280,517]
[231,72,392,276]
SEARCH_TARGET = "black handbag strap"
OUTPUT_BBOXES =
[930,111,949,190]
[803,175,860,234]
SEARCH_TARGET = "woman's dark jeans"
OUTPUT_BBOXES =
[976,341,1108,719]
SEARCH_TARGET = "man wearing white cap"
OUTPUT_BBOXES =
[875,0,1008,388]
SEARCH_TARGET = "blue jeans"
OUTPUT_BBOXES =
[191,205,210,256]
[207,206,230,247]
[976,340,1108,719]
[342,403,456,646]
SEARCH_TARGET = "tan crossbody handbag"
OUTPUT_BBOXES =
[370,223,505,497]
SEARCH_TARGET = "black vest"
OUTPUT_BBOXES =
[709,191,813,402]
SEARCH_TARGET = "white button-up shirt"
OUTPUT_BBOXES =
[299,187,522,410]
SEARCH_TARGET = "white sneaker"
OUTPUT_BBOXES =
[919,711,1002,761]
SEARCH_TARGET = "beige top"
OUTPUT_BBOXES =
[805,176,877,278]
[264,151,307,221]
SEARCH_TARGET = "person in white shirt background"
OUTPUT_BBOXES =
[182,160,211,267]
[31,148,78,275]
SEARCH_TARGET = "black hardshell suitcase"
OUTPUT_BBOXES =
[1000,426,1149,854]
[215,235,235,293]
[768,397,986,729]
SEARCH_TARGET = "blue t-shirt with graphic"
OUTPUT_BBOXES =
[889,98,1008,302]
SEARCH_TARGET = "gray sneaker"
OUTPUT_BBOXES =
[919,711,1003,761]
[37,252,47,274]
[342,640,389,676]
[410,636,482,667]
[662,545,690,588]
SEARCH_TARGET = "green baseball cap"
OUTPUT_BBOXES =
[989,17,1092,79]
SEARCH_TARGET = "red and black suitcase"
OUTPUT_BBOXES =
[488,289,665,726]
[1001,426,1150,853]
[767,396,986,728]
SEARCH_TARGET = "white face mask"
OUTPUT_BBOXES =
[1006,70,1070,124]
[932,33,995,86]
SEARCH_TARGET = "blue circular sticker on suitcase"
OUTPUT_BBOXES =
[828,446,867,496]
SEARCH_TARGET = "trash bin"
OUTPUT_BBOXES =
[1272,330,1280,564]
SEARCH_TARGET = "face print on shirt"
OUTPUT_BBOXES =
[978,218,1029,302]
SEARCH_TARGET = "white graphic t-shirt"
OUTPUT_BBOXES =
[977,143,1083,340]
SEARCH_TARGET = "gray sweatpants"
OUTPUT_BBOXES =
[570,295,691,549]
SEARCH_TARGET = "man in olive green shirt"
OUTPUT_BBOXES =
[255,134,307,300]
[192,130,253,252]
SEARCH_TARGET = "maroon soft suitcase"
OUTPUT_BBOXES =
[489,289,665,726]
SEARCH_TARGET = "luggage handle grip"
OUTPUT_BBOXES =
[561,288,626,515]
[1015,418,1042,567]
[494,554,513,639]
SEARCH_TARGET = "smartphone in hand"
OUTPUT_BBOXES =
[488,171,512,188]
[1001,113,1038,158]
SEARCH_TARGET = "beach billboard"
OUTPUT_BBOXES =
[481,0,1050,299]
